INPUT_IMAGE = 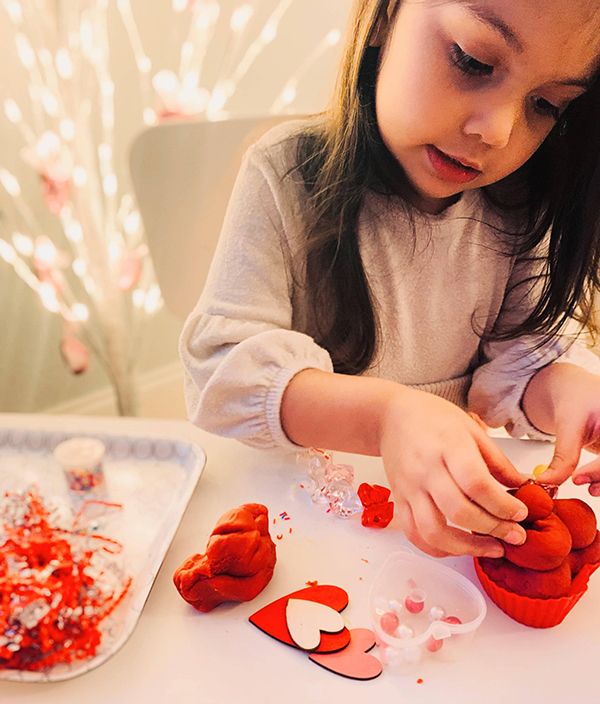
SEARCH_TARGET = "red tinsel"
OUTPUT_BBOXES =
[0,488,131,672]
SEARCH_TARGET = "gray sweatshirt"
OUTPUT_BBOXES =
[180,120,600,451]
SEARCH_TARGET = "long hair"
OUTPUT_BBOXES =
[292,0,600,374]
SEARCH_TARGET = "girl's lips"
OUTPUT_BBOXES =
[426,145,482,184]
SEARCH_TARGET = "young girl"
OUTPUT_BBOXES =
[180,0,600,559]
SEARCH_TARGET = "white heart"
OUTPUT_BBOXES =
[285,598,345,651]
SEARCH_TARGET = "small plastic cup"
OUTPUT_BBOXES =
[369,548,487,675]
[54,437,106,492]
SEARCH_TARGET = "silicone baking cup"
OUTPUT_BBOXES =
[474,558,600,628]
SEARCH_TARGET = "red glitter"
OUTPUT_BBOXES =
[0,488,131,672]
[276,534,283,540]
[361,558,369,564]
[288,528,292,534]
[305,580,318,587]
[417,679,424,684]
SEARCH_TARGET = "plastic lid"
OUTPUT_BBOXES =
[53,437,105,467]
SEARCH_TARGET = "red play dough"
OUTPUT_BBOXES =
[309,628,382,680]
[173,503,276,613]
[479,557,572,599]
[513,484,554,522]
[569,531,600,574]
[553,499,598,549]
[504,513,572,571]
[249,585,351,653]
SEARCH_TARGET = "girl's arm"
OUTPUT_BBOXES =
[282,368,528,558]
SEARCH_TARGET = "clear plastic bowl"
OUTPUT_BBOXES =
[369,548,487,674]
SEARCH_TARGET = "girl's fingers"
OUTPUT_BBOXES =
[394,498,451,558]
[470,423,525,489]
[409,493,506,558]
[573,456,600,487]
[428,473,526,545]
[444,439,528,522]
[537,420,584,485]
[590,483,600,497]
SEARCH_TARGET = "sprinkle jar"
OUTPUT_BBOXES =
[53,437,106,492]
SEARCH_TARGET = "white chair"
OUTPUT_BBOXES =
[129,116,295,320]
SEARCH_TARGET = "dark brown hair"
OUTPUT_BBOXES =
[292,0,600,374]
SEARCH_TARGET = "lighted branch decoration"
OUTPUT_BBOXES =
[0,0,341,416]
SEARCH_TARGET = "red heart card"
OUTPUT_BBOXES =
[309,628,382,680]
[249,585,351,653]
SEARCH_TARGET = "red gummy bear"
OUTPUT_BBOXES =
[358,483,394,528]
[361,502,394,528]
[173,503,276,613]
[358,483,391,507]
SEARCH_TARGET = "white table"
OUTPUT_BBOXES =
[0,413,599,704]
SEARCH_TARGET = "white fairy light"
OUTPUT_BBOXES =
[4,98,22,123]
[72,258,86,277]
[73,166,87,187]
[80,18,94,59]
[326,29,342,46]
[12,231,33,256]
[84,278,96,296]
[261,20,278,44]
[5,0,23,24]
[98,142,112,162]
[34,237,58,267]
[181,41,194,64]
[172,0,187,12]
[59,118,75,141]
[153,69,179,95]
[39,282,60,312]
[55,48,73,79]
[143,283,161,313]
[143,107,157,125]
[132,288,145,308]
[15,33,35,69]
[65,220,83,243]
[124,210,140,235]
[103,173,118,197]
[137,56,152,74]
[72,303,89,321]
[0,240,17,264]
[280,85,296,106]
[0,169,21,197]
[40,87,59,116]
[36,131,61,161]
[101,80,115,97]
[230,4,254,33]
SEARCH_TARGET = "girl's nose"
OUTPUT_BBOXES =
[463,101,520,149]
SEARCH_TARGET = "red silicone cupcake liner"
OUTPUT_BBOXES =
[474,558,600,628]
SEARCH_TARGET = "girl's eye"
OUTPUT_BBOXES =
[532,97,560,121]
[451,44,494,77]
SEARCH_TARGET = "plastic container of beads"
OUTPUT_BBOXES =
[369,548,487,674]
[54,437,106,492]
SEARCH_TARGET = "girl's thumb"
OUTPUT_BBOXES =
[537,427,583,485]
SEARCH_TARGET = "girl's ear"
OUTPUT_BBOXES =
[369,0,399,47]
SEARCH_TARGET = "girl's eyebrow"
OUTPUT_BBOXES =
[456,0,595,88]
[456,0,524,53]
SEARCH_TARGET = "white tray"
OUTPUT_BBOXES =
[0,426,206,682]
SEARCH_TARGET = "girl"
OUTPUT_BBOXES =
[180,0,600,559]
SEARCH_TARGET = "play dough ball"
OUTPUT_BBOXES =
[553,499,598,549]
[426,635,444,653]
[380,611,400,635]
[405,588,426,613]
[533,464,548,479]
[443,615,462,625]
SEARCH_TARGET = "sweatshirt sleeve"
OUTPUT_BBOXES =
[468,246,600,440]
[179,135,333,451]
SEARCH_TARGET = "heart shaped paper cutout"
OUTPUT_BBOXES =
[286,598,345,651]
[309,628,382,680]
[249,585,351,653]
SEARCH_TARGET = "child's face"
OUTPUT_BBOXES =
[376,0,600,213]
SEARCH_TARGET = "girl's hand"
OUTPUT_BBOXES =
[380,388,528,558]
[530,364,600,496]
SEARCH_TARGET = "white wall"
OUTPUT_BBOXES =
[0,0,353,414]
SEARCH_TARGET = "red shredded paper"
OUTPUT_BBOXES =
[0,488,131,671]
